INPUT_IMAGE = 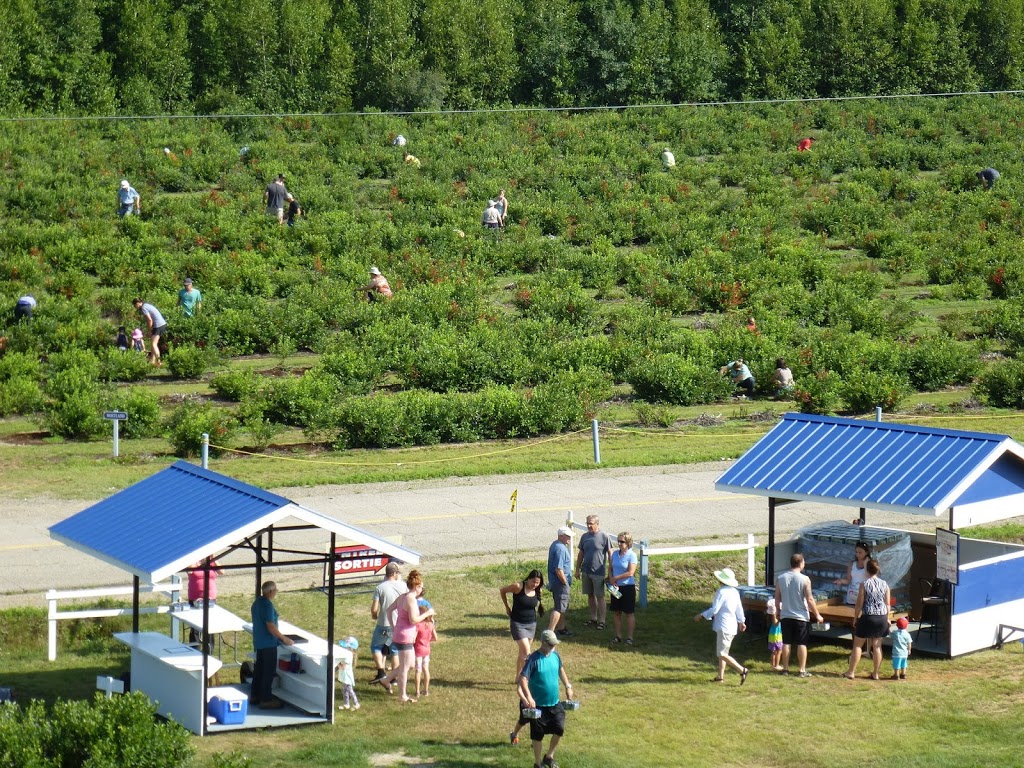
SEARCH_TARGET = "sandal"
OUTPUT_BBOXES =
[625,638,634,645]
[611,636,622,643]
[740,668,748,686]
[711,677,724,683]
[596,622,606,630]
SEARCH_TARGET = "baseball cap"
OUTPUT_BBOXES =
[540,629,560,646]
[184,277,193,285]
[385,562,401,576]
[120,179,130,189]
[557,526,573,538]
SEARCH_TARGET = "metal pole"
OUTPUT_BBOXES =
[201,433,209,469]
[875,406,882,422]
[639,540,649,608]
[592,419,600,464]
[767,498,776,586]
[747,534,755,586]
[112,419,119,458]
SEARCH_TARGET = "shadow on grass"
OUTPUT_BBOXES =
[1,664,129,705]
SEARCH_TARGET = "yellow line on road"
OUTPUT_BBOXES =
[353,494,754,525]
[0,542,61,551]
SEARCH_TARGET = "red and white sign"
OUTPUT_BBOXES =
[332,545,391,576]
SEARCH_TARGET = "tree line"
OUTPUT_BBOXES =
[1,0,1022,116]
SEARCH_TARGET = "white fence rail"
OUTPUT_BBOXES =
[46,578,182,661]
[564,512,758,609]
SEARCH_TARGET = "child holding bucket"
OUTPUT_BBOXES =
[889,617,912,680]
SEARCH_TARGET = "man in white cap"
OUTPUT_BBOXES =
[482,199,501,229]
[518,628,574,768]
[694,567,748,684]
[547,526,574,637]
[117,179,141,217]
[362,266,393,302]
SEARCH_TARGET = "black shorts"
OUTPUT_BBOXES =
[781,618,810,647]
[529,705,565,740]
[855,613,889,639]
[610,584,636,614]
[152,324,167,338]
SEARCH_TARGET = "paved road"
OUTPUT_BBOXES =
[1,462,946,609]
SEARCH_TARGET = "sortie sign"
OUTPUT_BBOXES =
[332,545,391,576]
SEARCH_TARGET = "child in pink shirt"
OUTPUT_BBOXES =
[414,598,438,698]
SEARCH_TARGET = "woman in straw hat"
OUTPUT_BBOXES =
[694,567,748,684]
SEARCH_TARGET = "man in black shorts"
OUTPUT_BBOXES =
[518,629,575,768]
[773,553,824,677]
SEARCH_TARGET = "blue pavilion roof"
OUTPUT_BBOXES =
[715,414,1024,516]
[49,461,419,582]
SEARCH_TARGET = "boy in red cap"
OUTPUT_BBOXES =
[889,617,912,680]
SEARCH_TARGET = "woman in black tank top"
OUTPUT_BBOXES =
[499,569,546,745]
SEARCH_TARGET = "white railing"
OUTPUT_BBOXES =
[638,535,757,607]
[46,578,182,661]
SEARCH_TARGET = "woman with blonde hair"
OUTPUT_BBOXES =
[609,532,638,644]
[377,570,435,702]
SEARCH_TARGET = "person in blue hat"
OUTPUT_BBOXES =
[338,636,360,710]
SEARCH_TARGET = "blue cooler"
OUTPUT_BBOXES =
[208,687,248,724]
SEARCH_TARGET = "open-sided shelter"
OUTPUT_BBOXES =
[49,460,420,734]
[715,413,1024,657]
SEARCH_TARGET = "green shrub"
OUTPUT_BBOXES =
[529,367,614,431]
[974,361,1024,408]
[627,354,733,406]
[0,377,44,416]
[110,388,163,439]
[211,368,263,401]
[165,401,235,457]
[905,336,980,391]
[840,370,912,413]
[793,370,842,415]
[0,351,42,382]
[98,347,151,382]
[44,387,108,439]
[165,344,216,379]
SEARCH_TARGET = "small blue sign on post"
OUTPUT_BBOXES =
[103,411,128,456]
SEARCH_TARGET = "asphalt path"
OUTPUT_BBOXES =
[0,461,945,609]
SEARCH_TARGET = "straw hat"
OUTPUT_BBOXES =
[714,568,739,588]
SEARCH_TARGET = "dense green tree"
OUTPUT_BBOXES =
[111,0,193,114]
[583,0,673,104]
[965,0,1024,89]
[807,0,898,96]
[665,0,726,101]
[894,0,978,93]
[737,0,812,99]
[279,0,332,110]
[32,0,116,113]
[515,0,584,106]
[352,0,419,108]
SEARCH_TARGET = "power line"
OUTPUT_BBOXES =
[1,89,1022,124]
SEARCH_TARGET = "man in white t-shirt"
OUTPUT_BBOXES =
[774,554,823,678]
[370,562,408,681]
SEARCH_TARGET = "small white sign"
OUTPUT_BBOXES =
[103,411,128,420]
[936,527,959,585]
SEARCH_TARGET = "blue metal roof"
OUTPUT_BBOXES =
[715,414,1024,516]
[49,461,420,582]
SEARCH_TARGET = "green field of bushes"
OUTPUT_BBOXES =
[4,95,1024,456]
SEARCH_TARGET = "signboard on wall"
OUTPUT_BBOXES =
[936,527,960,585]
[321,541,404,589]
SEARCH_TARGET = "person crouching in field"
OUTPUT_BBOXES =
[694,568,748,684]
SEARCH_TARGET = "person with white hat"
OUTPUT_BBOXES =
[362,266,393,301]
[660,147,676,169]
[517,628,574,768]
[117,179,141,218]
[482,198,501,229]
[693,567,748,684]
[546,526,574,637]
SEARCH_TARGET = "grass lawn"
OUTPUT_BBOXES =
[4,557,1023,768]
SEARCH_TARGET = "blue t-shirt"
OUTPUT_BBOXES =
[547,540,572,589]
[521,648,562,707]
[141,303,166,328]
[611,549,637,586]
[890,627,912,658]
[251,596,280,650]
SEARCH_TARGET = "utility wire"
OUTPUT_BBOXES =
[1,89,1022,124]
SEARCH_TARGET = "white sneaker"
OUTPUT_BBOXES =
[353,703,360,710]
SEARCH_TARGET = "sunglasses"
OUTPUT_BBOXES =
[617,539,627,544]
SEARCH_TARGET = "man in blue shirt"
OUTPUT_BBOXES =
[250,581,295,708]
[546,527,573,637]
[117,179,141,217]
[518,629,574,768]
